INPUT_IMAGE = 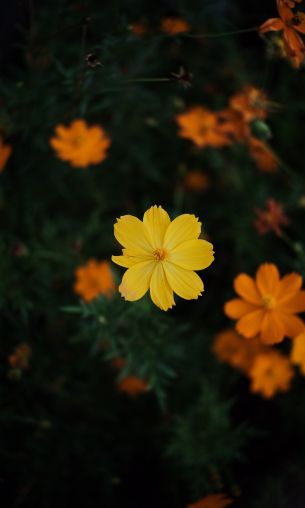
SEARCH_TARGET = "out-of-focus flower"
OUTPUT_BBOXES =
[74,259,116,302]
[290,331,305,374]
[112,205,214,311]
[229,85,269,122]
[50,119,111,168]
[218,108,250,142]
[224,263,305,345]
[129,21,148,36]
[8,343,31,370]
[213,329,266,374]
[0,137,12,173]
[176,107,231,148]
[160,17,190,34]
[248,138,278,172]
[117,376,149,396]
[249,351,294,398]
[254,198,289,236]
[187,493,233,508]
[111,357,126,370]
[259,0,305,68]
[184,170,210,192]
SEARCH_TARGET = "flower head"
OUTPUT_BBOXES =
[187,493,233,508]
[50,119,111,168]
[259,0,305,68]
[229,85,269,122]
[290,331,305,374]
[184,170,210,192]
[248,138,278,172]
[8,343,31,370]
[254,198,289,236]
[224,263,305,344]
[176,107,231,148]
[0,137,12,173]
[74,259,115,302]
[117,376,149,396]
[112,205,214,311]
[249,350,294,398]
[160,17,190,34]
[213,329,266,373]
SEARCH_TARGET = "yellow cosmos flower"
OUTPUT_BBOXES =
[111,205,214,311]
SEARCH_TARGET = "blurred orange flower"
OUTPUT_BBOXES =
[50,119,111,168]
[259,0,305,68]
[254,198,289,236]
[112,357,126,370]
[224,263,305,345]
[74,259,116,302]
[187,493,233,508]
[229,85,269,122]
[249,351,294,398]
[290,331,305,374]
[160,17,190,34]
[176,107,231,148]
[129,21,147,36]
[213,329,266,374]
[117,376,149,396]
[248,138,278,172]
[218,108,249,142]
[0,137,12,173]
[8,343,31,370]
[184,170,210,192]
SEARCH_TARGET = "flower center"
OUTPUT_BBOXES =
[154,248,167,261]
[71,135,85,147]
[261,295,276,309]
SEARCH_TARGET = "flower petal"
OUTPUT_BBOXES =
[163,214,201,250]
[260,311,285,344]
[276,273,302,302]
[277,0,294,22]
[280,313,305,338]
[112,255,138,268]
[164,262,203,300]
[114,215,153,253]
[149,263,175,311]
[234,274,261,304]
[169,239,214,270]
[118,261,155,301]
[224,298,258,319]
[256,263,280,296]
[259,17,284,34]
[236,309,265,338]
[143,205,171,249]
[277,290,305,313]
[283,26,305,68]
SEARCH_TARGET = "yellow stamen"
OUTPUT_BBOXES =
[261,295,276,309]
[154,248,167,261]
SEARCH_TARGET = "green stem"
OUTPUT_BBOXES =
[182,26,258,39]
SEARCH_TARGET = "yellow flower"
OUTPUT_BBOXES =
[111,205,214,311]
[290,331,305,374]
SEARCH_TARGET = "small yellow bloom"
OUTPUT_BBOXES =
[112,205,214,311]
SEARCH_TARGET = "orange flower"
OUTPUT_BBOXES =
[176,107,231,148]
[117,376,149,396]
[248,138,278,172]
[259,0,305,68]
[74,259,116,302]
[160,17,190,34]
[249,351,294,398]
[184,170,210,192]
[213,329,266,373]
[129,22,147,36]
[254,198,289,236]
[224,263,305,345]
[218,108,250,142]
[283,0,302,7]
[229,85,269,122]
[8,343,31,370]
[187,493,233,508]
[111,357,126,370]
[290,331,305,374]
[50,119,111,168]
[0,137,12,173]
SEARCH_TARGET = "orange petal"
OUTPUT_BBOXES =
[280,313,305,338]
[276,273,302,302]
[236,309,265,338]
[259,17,284,33]
[224,298,258,319]
[283,27,305,67]
[277,0,293,21]
[234,274,261,304]
[256,263,280,296]
[260,311,285,344]
[277,290,305,313]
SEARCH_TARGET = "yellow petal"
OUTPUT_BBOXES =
[164,262,203,300]
[143,205,171,249]
[163,214,201,250]
[119,261,155,301]
[169,239,214,270]
[114,215,153,254]
[149,262,175,311]
[111,255,138,268]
